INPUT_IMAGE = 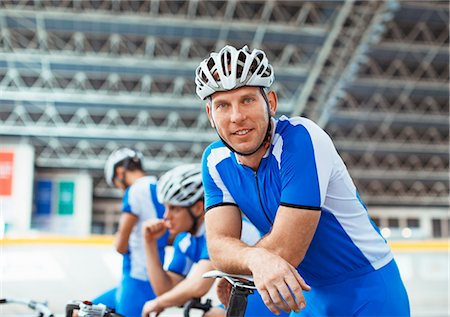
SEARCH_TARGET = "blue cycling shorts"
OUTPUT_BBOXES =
[290,259,410,317]
[246,290,290,317]
[92,274,157,317]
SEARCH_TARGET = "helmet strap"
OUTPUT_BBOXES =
[187,206,200,233]
[119,176,128,189]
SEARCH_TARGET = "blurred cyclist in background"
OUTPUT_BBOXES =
[196,45,410,316]
[141,164,286,317]
[93,148,168,317]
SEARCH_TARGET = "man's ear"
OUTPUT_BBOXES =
[267,90,278,116]
[205,103,215,128]
[193,200,205,216]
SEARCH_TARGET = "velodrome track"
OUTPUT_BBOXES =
[1,236,448,317]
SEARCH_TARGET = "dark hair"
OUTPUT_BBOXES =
[114,157,143,177]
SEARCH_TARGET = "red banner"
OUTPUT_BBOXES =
[0,152,14,196]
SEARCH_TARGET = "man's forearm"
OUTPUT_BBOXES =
[205,206,271,274]
[255,235,298,265]
[252,206,320,267]
[208,236,255,274]
[113,233,129,254]
[144,241,174,295]
[156,277,212,309]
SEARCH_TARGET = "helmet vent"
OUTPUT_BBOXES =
[157,164,203,207]
[195,45,274,100]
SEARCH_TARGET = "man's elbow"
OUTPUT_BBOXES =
[208,248,227,272]
[210,257,230,273]
[152,286,166,297]
[115,246,128,254]
[114,241,128,254]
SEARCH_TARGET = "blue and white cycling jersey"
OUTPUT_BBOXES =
[202,116,393,287]
[166,218,261,276]
[122,176,168,280]
[93,176,169,317]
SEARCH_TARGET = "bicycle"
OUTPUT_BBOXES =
[183,297,213,317]
[203,270,256,317]
[0,298,54,317]
[70,299,212,317]
[1,297,213,317]
[66,300,125,317]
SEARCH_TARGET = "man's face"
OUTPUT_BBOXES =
[163,204,194,235]
[206,86,276,156]
[112,166,127,191]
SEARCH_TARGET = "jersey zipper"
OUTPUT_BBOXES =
[253,170,273,226]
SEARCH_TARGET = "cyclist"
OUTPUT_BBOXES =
[196,45,410,316]
[93,148,169,317]
[141,164,285,317]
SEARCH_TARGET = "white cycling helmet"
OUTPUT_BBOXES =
[104,148,144,187]
[195,45,274,100]
[157,164,203,207]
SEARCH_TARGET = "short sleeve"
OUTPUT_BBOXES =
[202,144,236,211]
[121,188,132,213]
[279,121,333,209]
[166,234,194,276]
[150,183,165,219]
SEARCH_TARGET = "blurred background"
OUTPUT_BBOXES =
[0,0,448,316]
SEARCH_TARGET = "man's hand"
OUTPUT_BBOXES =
[143,219,168,243]
[141,299,164,317]
[216,278,232,308]
[246,248,310,315]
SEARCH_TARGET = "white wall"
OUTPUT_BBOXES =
[0,143,35,234]
[32,171,93,236]
[369,207,450,239]
[74,172,93,235]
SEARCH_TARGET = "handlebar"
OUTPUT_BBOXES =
[0,298,54,317]
[65,300,125,317]
[183,298,213,317]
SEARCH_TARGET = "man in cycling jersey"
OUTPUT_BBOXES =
[141,164,285,317]
[196,45,410,316]
[92,148,168,317]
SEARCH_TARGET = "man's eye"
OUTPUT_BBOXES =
[216,103,227,109]
[243,97,254,104]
